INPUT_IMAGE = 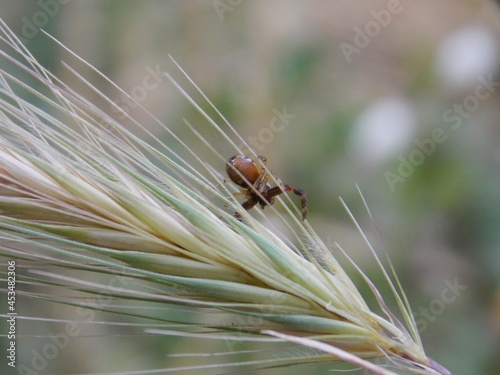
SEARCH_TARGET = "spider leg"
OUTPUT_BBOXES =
[252,157,269,189]
[234,196,259,221]
[265,184,308,220]
[242,196,259,211]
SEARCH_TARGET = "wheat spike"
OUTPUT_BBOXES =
[0,19,451,375]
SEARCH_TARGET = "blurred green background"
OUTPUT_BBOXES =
[1,1,500,374]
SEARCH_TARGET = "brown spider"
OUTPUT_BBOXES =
[225,155,307,220]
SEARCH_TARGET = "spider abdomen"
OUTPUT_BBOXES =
[226,155,260,187]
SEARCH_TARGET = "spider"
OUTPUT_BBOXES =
[225,155,307,220]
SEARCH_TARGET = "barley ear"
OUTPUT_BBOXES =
[0,19,451,375]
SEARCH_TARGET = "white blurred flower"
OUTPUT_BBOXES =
[435,24,499,93]
[349,96,417,166]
